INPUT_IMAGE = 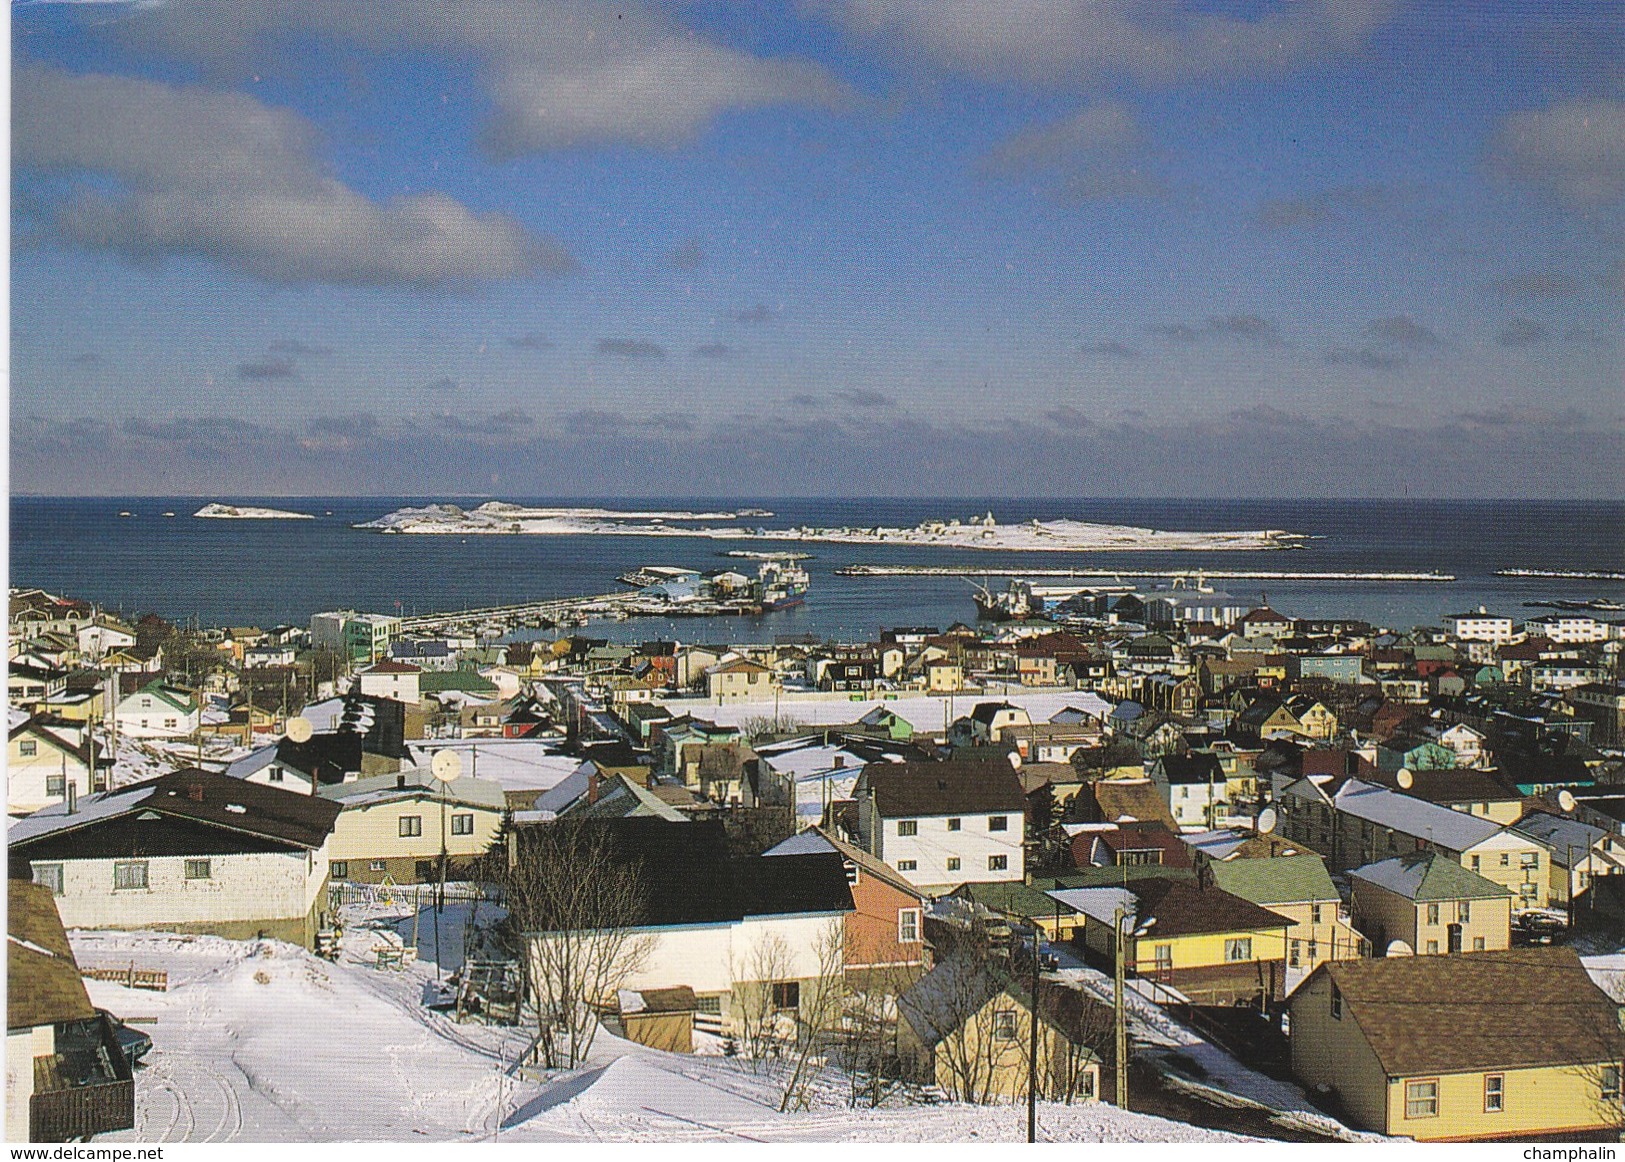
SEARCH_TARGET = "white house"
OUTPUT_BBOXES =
[7,718,97,817]
[356,660,422,705]
[1521,613,1611,644]
[1444,608,1517,644]
[74,620,135,662]
[9,769,341,948]
[113,682,200,738]
[1436,723,1489,769]
[854,760,1028,892]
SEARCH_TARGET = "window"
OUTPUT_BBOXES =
[1458,900,1471,923]
[1473,937,1485,951]
[451,813,474,836]
[269,768,284,783]
[164,718,178,729]
[988,854,1008,872]
[1426,940,1440,954]
[399,815,423,837]
[1483,1074,1504,1113]
[1289,940,1301,968]
[897,859,917,872]
[771,982,800,1011]
[32,864,64,896]
[1154,944,1172,971]
[1499,853,1510,867]
[897,820,918,837]
[184,859,211,880]
[1426,903,1440,925]
[1307,939,1318,963]
[1405,1079,1438,1119]
[1603,1065,1621,1103]
[898,909,920,943]
[695,994,722,1016]
[1330,984,1342,1020]
[1471,855,1481,871]
[993,1011,1019,1042]
[1224,938,1252,962]
[114,861,149,890]
[19,740,37,756]
[370,860,386,872]
[45,774,66,798]
[1310,903,1323,925]
[988,815,1009,831]
[947,817,961,831]
[1519,852,1538,869]
[946,857,961,872]
[332,861,350,879]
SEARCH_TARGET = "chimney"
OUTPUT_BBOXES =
[833,755,845,769]
[397,774,406,789]
[188,782,204,802]
[66,783,77,815]
[588,770,602,805]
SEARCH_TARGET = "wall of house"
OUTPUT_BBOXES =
[32,849,328,940]
[115,694,198,739]
[6,739,91,816]
[1383,1064,1623,1141]
[1350,882,1512,955]
[1288,972,1393,1134]
[1266,900,1365,985]
[1461,835,1548,909]
[5,1025,53,1142]
[919,994,1101,1104]
[873,811,1025,891]
[327,797,502,865]
[845,868,926,971]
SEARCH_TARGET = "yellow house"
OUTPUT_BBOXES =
[704,656,776,704]
[1050,876,1295,1004]
[1289,948,1625,1141]
[321,770,506,883]
[1207,853,1366,979]
[898,964,1108,1105]
[1349,851,1512,956]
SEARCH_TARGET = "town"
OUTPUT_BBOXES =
[7,581,1624,1144]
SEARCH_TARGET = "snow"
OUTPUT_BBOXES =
[360,502,1303,553]
[1583,953,1625,998]
[195,503,316,520]
[75,908,1259,1144]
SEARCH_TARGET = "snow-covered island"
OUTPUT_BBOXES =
[195,503,316,520]
[358,501,1303,552]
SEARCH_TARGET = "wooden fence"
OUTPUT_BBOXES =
[81,965,169,992]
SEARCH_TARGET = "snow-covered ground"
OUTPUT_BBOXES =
[77,905,1253,1144]
[359,502,1302,553]
[195,503,315,520]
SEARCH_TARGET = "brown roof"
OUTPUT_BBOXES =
[7,881,96,1030]
[623,986,699,1014]
[1127,877,1294,939]
[859,760,1027,818]
[1320,947,1625,1077]
[1074,779,1180,832]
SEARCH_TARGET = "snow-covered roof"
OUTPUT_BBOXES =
[9,785,158,843]
[321,769,507,811]
[658,689,1106,735]
[1047,886,1137,929]
[531,761,598,813]
[762,829,837,857]
[223,745,280,780]
[1333,778,1502,852]
[404,741,586,793]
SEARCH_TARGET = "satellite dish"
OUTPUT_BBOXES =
[1385,939,1414,958]
[1007,751,1022,770]
[1557,789,1577,813]
[285,716,313,744]
[1256,806,1278,835]
[1396,769,1414,790]
[430,749,462,783]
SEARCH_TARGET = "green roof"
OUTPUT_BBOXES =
[1032,865,1196,890]
[1351,850,1514,902]
[1207,853,1338,905]
[951,881,1083,920]
[418,670,499,695]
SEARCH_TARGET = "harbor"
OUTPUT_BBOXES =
[834,564,1458,581]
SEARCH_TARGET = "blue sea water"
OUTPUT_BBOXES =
[9,497,1624,642]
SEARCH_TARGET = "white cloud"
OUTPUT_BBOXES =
[813,0,1399,86]
[15,65,572,284]
[1490,99,1625,208]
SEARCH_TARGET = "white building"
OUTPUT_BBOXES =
[356,660,422,705]
[113,682,200,738]
[1523,614,1612,644]
[1444,608,1517,644]
[854,760,1027,892]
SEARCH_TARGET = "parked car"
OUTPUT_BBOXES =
[1512,911,1566,946]
[98,1009,153,1067]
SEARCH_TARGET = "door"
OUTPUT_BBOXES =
[1447,923,1463,954]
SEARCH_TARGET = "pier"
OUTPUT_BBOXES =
[834,565,1457,582]
[397,591,641,635]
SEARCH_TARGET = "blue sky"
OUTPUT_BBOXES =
[11,0,1623,496]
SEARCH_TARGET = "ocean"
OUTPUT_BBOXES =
[9,497,1624,642]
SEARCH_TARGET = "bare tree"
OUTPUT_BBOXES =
[839,945,919,1109]
[490,821,657,1069]
[778,918,847,1112]
[729,932,794,1070]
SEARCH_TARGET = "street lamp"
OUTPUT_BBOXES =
[429,749,462,984]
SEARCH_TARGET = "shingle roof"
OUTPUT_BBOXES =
[7,881,96,1030]
[1318,948,1625,1076]
[1207,853,1339,906]
[1349,851,1513,902]
[1050,876,1293,939]
[859,760,1027,818]
[1333,779,1502,852]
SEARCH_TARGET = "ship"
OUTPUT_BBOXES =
[971,578,1036,621]
[756,559,810,611]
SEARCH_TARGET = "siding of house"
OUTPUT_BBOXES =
[1288,972,1396,1133]
[1383,1066,1621,1141]
[327,798,502,870]
[1350,883,1511,955]
[7,737,91,816]
[870,812,1025,892]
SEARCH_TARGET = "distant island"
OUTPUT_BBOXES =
[194,503,316,520]
[358,501,1303,552]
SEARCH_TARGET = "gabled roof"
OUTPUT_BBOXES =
[763,827,927,901]
[1313,948,1625,1077]
[1349,850,1513,902]
[1510,811,1609,863]
[857,760,1027,818]
[1052,876,1294,939]
[1207,852,1339,905]
[8,881,96,1029]
[1332,779,1503,853]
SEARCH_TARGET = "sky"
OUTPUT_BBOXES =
[9,0,1624,497]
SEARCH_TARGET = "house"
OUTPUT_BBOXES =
[515,818,853,1031]
[898,963,1108,1105]
[7,718,100,816]
[1066,774,1181,834]
[703,656,776,704]
[764,828,930,989]
[963,702,1033,745]
[556,770,689,822]
[9,769,341,948]
[1509,811,1623,910]
[1049,875,1294,1004]
[1288,948,1625,1141]
[1206,853,1364,987]
[1151,753,1230,830]
[321,769,507,884]
[924,656,966,693]
[1073,821,1192,871]
[947,880,1087,944]
[853,760,1027,891]
[1445,608,1517,644]
[1349,851,1513,957]
[9,662,68,708]
[6,882,134,1142]
[113,681,200,739]
[356,660,422,706]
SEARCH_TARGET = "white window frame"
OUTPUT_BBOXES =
[898,908,921,943]
[114,861,149,891]
[1405,1079,1439,1119]
[1483,1073,1504,1113]
[897,819,918,837]
[184,859,211,881]
[896,859,917,872]
[32,863,64,896]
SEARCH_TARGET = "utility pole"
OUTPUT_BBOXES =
[1028,929,1040,1143]
[1113,904,1129,1110]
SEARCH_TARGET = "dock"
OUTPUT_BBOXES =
[397,591,641,636]
[834,565,1456,582]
